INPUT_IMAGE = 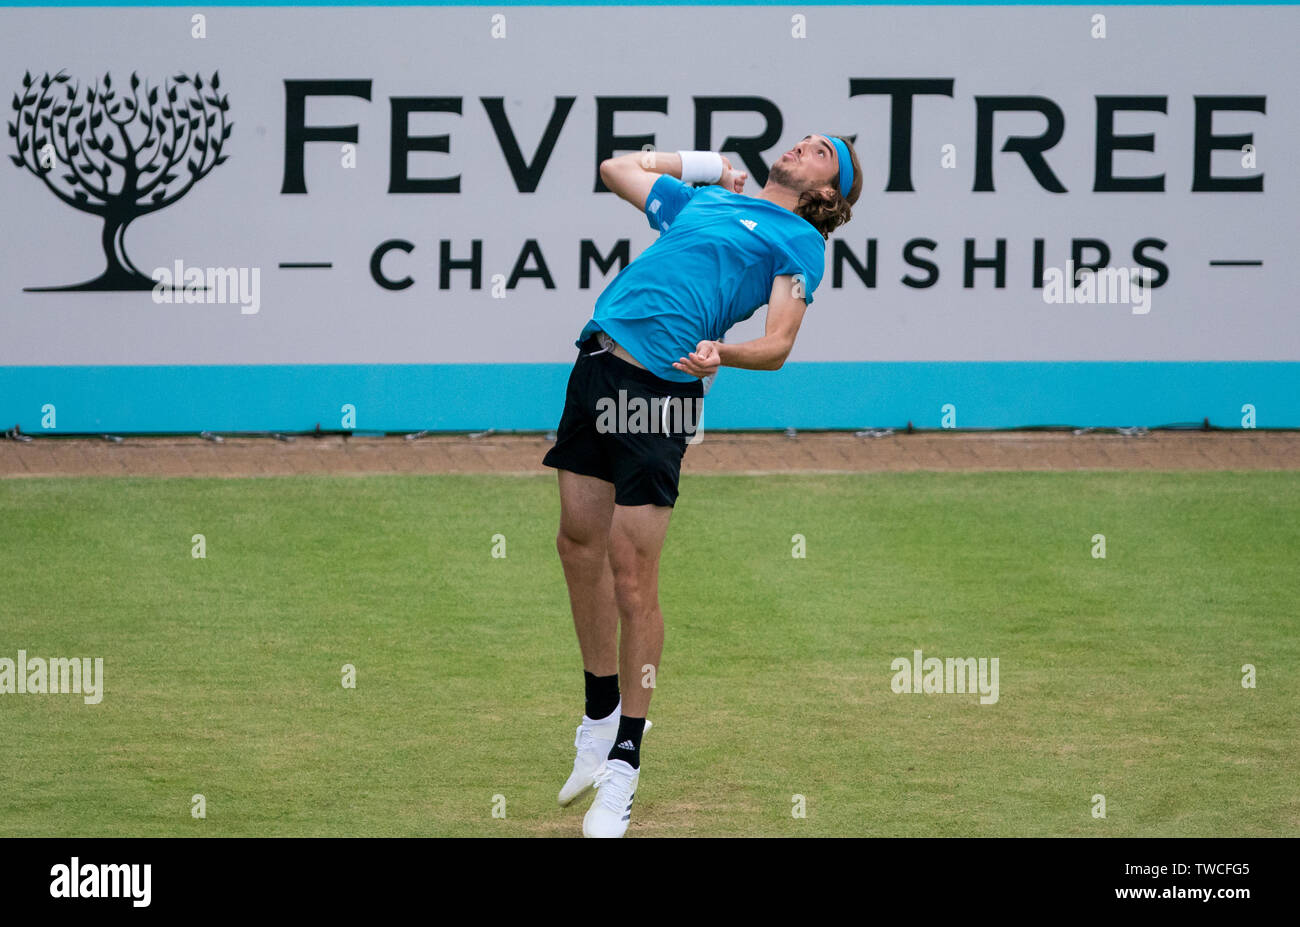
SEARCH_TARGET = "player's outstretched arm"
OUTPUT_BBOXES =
[600,151,683,212]
[600,151,748,212]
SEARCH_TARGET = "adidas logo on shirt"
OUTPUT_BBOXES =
[739,219,757,231]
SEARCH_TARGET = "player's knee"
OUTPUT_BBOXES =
[556,526,604,565]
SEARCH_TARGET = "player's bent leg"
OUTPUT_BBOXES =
[555,469,623,806]
[555,469,618,675]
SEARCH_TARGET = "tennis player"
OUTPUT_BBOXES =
[544,134,862,837]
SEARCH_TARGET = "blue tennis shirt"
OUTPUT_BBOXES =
[577,174,827,383]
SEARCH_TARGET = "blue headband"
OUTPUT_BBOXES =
[822,134,853,200]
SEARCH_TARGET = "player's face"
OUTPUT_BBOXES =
[772,134,839,192]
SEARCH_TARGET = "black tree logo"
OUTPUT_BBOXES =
[8,69,233,291]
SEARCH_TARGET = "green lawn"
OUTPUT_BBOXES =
[1,472,1296,837]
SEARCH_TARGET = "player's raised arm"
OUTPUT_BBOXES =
[599,151,748,211]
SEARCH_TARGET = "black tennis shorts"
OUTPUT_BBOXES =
[542,333,705,507]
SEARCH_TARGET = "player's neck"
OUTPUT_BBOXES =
[754,182,801,213]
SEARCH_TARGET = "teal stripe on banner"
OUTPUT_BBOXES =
[1,362,1295,433]
[3,1,1299,6]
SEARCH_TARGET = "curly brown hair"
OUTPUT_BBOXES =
[794,135,863,240]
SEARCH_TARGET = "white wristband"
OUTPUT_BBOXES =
[677,150,724,185]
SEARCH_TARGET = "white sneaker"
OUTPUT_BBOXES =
[557,707,650,806]
[583,759,640,838]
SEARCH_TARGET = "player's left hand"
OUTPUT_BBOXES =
[718,156,748,193]
[674,340,722,378]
